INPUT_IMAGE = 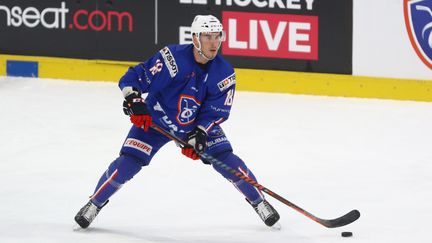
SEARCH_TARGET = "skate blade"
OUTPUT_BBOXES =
[270,222,282,230]
[72,224,88,232]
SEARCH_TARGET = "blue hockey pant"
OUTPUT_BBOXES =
[90,125,264,207]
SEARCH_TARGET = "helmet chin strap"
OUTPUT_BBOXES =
[198,49,213,61]
[193,42,213,61]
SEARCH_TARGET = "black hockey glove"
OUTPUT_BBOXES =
[123,93,148,116]
[123,93,152,131]
[181,126,209,163]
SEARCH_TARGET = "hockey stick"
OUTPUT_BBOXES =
[150,123,360,228]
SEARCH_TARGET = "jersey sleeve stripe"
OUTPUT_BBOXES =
[205,118,225,133]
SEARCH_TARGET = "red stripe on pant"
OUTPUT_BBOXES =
[91,169,119,202]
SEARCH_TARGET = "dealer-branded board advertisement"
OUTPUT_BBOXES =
[0,0,353,74]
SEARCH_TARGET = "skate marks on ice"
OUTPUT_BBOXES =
[71,223,308,243]
[72,225,176,242]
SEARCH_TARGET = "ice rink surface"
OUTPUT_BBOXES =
[1,77,431,243]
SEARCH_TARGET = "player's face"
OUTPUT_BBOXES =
[198,32,223,59]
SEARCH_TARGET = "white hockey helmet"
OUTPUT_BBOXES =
[191,15,223,35]
[191,15,224,61]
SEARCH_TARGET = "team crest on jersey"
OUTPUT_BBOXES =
[404,0,432,69]
[217,73,236,92]
[177,95,201,125]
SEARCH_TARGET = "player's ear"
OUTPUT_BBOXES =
[192,33,199,45]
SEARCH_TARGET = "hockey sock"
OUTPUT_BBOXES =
[90,154,142,206]
[212,151,264,204]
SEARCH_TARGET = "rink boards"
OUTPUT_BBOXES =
[1,54,431,102]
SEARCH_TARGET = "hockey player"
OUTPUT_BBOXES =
[74,15,280,229]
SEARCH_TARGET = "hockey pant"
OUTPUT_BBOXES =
[90,125,264,207]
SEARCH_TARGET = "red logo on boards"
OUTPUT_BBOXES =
[221,11,318,60]
[0,2,133,32]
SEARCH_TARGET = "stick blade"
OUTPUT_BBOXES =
[320,209,361,228]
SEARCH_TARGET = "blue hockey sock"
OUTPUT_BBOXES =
[212,151,264,204]
[90,154,142,207]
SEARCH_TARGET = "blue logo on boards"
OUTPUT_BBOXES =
[404,0,432,69]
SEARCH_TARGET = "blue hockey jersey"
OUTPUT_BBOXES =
[119,44,236,135]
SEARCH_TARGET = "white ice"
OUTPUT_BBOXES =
[0,76,431,243]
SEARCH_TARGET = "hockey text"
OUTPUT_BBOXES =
[179,0,315,11]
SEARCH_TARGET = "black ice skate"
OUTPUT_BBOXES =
[247,199,280,227]
[74,200,108,229]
